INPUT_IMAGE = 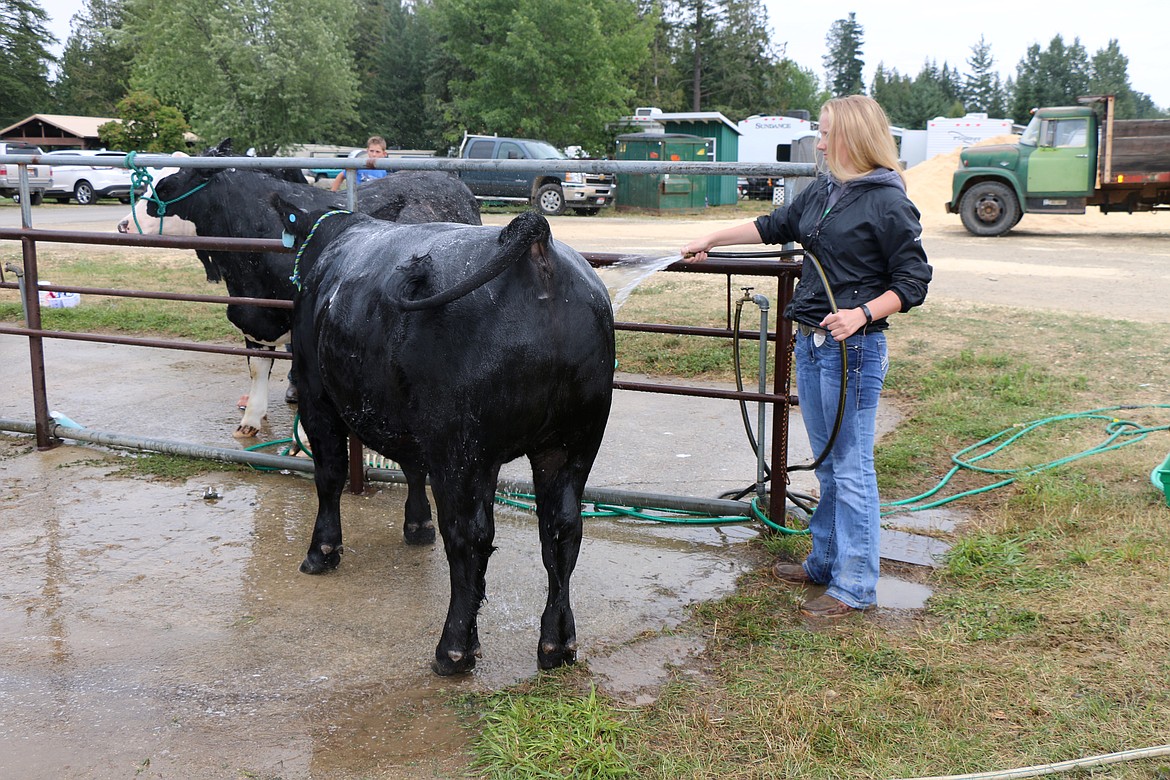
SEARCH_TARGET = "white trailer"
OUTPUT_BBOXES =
[736,114,817,201]
[923,113,1014,161]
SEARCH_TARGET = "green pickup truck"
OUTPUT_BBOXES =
[947,95,1170,236]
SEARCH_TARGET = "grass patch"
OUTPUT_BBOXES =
[468,671,634,779]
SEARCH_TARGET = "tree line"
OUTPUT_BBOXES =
[1,0,1164,156]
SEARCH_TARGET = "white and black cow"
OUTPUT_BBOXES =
[272,198,615,676]
[147,139,481,438]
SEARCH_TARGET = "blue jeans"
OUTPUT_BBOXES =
[794,329,888,609]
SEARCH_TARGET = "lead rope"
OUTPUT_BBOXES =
[288,210,351,290]
[124,151,211,235]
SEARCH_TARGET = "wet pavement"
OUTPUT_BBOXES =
[0,333,948,779]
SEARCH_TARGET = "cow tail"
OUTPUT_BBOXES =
[398,211,551,311]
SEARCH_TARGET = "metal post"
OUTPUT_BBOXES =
[769,273,795,524]
[17,236,54,449]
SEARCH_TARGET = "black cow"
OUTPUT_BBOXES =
[147,139,481,437]
[272,197,615,676]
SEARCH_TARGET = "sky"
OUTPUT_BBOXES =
[41,0,1170,111]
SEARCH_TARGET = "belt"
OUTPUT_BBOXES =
[795,322,829,337]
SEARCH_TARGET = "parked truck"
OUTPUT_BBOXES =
[457,134,614,216]
[0,142,52,204]
[947,95,1170,236]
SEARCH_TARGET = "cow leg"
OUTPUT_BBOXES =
[299,399,349,574]
[401,464,436,545]
[531,450,593,671]
[235,344,274,438]
[429,465,498,676]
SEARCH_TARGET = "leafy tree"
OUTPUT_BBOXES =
[123,0,360,155]
[429,0,652,153]
[0,0,55,127]
[764,57,827,117]
[54,0,131,116]
[97,90,189,151]
[823,12,863,97]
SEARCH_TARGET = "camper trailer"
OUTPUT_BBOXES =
[736,112,817,201]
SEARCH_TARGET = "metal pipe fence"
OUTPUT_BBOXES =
[0,153,809,524]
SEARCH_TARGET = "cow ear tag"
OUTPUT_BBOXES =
[281,213,296,248]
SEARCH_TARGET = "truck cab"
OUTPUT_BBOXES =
[947,105,1098,235]
[457,134,614,216]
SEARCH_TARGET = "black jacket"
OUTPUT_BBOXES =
[754,170,932,330]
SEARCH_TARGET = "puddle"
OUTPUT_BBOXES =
[0,444,747,779]
[877,576,934,611]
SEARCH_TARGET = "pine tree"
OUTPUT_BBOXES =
[823,12,864,97]
[963,36,999,113]
[54,0,132,116]
[0,0,55,126]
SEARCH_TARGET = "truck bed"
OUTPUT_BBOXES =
[1105,119,1170,178]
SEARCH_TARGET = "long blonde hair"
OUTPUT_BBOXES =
[821,95,903,184]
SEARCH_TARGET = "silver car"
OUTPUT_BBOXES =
[43,150,144,205]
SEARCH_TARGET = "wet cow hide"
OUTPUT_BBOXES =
[272,199,615,677]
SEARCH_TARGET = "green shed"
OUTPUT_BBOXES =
[614,133,708,213]
[654,111,742,206]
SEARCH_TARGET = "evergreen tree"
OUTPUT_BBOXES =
[823,12,863,97]
[54,0,131,116]
[871,63,913,126]
[962,35,996,112]
[357,0,436,149]
[1089,39,1137,118]
[702,0,775,118]
[1010,35,1090,122]
[0,0,55,127]
[629,0,686,111]
[674,0,722,111]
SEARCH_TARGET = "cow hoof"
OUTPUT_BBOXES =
[404,521,436,545]
[299,548,341,574]
[431,648,478,676]
[234,425,260,439]
[537,639,578,670]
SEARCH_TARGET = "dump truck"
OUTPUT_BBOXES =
[946,95,1170,236]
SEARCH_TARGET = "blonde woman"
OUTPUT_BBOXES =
[682,95,932,617]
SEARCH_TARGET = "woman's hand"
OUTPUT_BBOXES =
[820,308,868,341]
[681,237,715,262]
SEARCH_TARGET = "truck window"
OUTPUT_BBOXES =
[1019,115,1041,147]
[1052,119,1088,148]
[498,141,524,160]
[466,140,494,159]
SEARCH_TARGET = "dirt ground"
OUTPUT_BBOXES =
[2,194,1169,779]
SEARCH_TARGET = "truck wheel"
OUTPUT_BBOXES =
[959,181,1020,237]
[535,184,566,216]
[74,181,96,205]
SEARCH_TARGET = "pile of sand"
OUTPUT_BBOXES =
[904,135,1018,227]
[903,134,1169,235]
